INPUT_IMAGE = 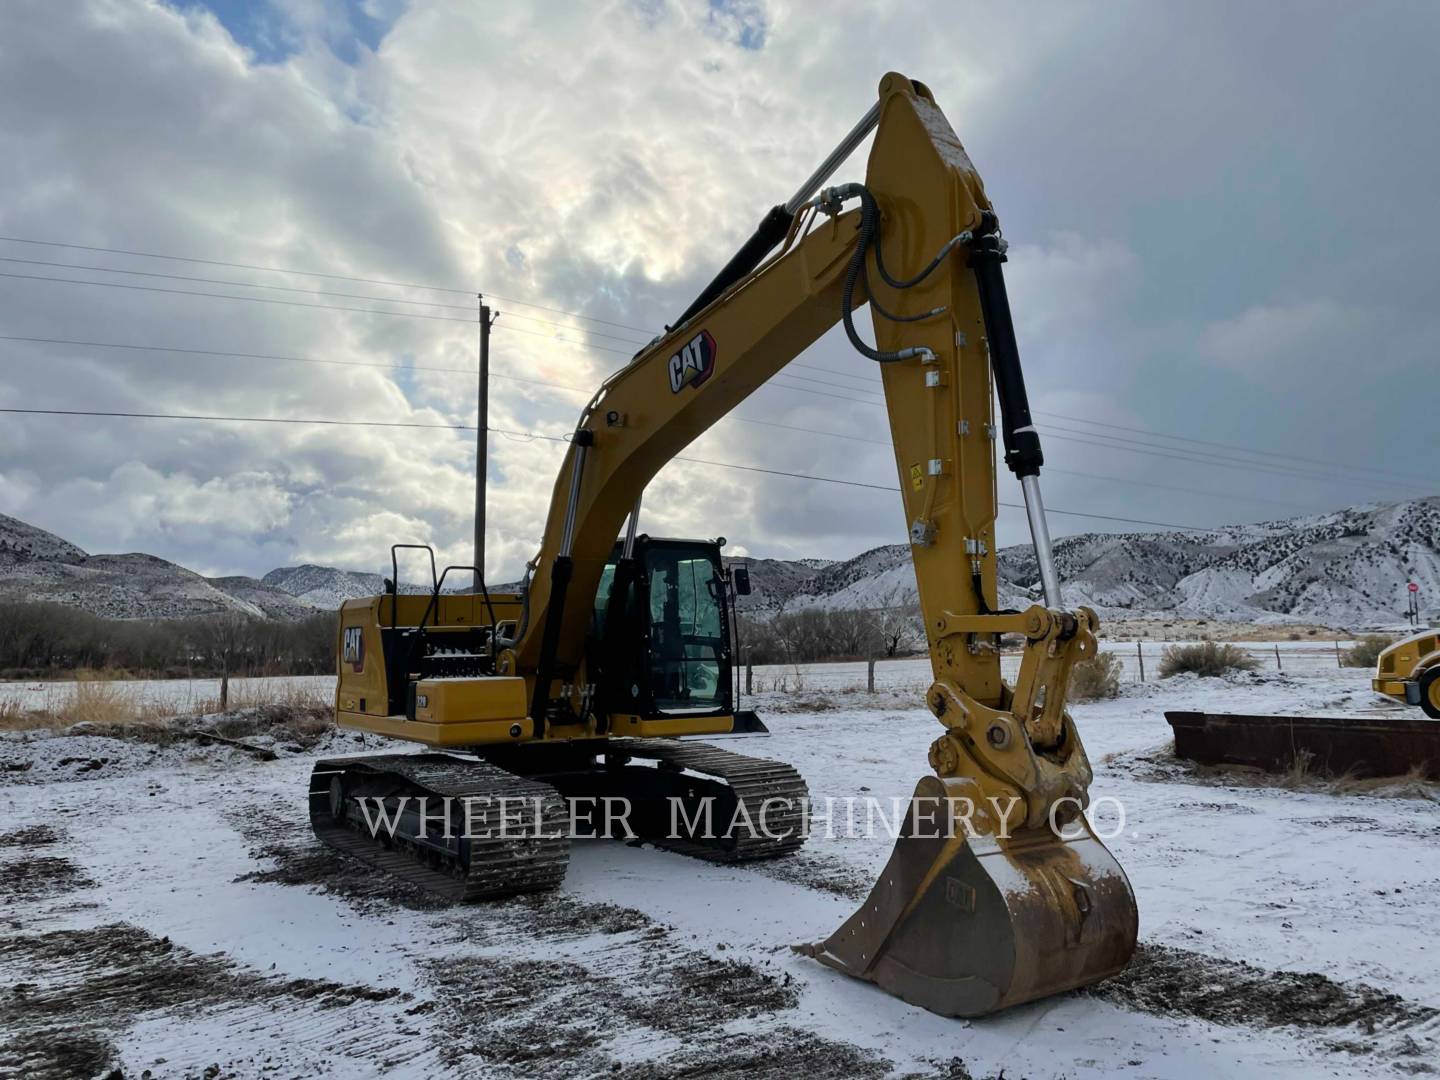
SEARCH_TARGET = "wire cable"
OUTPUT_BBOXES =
[0,405,1221,531]
[0,234,659,335]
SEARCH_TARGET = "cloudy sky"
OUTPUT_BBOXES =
[1,0,1436,583]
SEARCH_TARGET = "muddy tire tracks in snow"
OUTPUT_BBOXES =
[0,922,411,1080]
[229,796,1440,1074]
[1088,942,1438,1064]
[724,844,1440,1062]
[226,801,905,1078]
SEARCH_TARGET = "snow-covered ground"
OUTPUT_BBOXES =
[1,667,1436,1078]
[0,641,1356,715]
[0,673,335,715]
[745,640,1360,693]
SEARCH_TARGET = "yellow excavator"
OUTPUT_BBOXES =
[313,72,1138,1018]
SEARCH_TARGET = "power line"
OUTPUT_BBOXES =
[0,405,1218,531]
[0,256,480,312]
[0,268,890,407]
[783,366,1432,488]
[0,234,660,336]
[0,406,471,431]
[2,243,1423,493]
[497,433,1215,531]
[0,269,481,324]
[5,234,1424,487]
[1041,466,1331,513]
[0,256,661,349]
[1034,409,1431,486]
[0,335,1381,514]
[0,333,891,429]
[0,240,930,403]
[1036,424,1435,493]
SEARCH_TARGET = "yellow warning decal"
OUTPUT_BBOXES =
[909,463,924,491]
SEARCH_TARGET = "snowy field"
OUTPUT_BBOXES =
[0,640,1357,715]
[745,639,1360,694]
[2,666,1437,1078]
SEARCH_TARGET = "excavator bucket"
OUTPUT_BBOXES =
[801,777,1138,1017]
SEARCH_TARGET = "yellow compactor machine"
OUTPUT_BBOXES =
[313,73,1138,1018]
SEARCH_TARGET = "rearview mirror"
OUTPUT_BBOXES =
[731,567,752,596]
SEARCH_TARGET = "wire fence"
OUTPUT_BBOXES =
[745,639,1362,695]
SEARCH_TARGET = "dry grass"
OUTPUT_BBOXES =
[0,676,333,734]
[1341,635,1395,669]
[1159,641,1260,678]
[1115,743,1439,802]
[1277,750,1434,796]
[1069,652,1123,701]
[56,678,173,726]
[0,697,38,731]
[206,704,334,743]
[194,680,332,715]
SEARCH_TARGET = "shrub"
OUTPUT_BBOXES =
[1341,635,1395,669]
[1159,641,1259,678]
[1069,651,1123,701]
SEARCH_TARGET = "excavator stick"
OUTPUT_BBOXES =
[801,778,1137,1017]
[785,75,1140,1015]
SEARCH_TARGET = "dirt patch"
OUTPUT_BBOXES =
[0,923,409,1080]
[236,843,452,913]
[0,823,63,847]
[228,802,455,913]
[760,689,921,714]
[1091,941,1439,1041]
[422,949,869,1080]
[506,888,661,938]
[622,1027,897,1079]
[0,855,93,903]
[749,850,878,901]
[0,709,371,787]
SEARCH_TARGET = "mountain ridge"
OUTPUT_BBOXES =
[0,496,1435,627]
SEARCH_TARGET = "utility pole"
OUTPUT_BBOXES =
[474,296,497,591]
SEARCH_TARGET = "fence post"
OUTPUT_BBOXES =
[1335,640,1342,667]
[867,656,876,693]
[1136,641,1145,683]
[745,653,753,695]
[1275,643,1283,671]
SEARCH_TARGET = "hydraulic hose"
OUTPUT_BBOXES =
[832,184,937,364]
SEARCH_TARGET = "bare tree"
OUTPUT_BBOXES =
[877,604,923,657]
[195,613,252,711]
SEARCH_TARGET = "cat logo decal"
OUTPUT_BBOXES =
[667,330,717,393]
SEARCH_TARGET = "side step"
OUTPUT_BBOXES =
[309,754,571,901]
[1166,711,1440,780]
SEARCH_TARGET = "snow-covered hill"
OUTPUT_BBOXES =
[261,564,389,609]
[261,564,464,608]
[1,496,1435,626]
[736,497,1440,627]
[0,514,312,621]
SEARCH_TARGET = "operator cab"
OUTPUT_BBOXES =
[591,535,747,720]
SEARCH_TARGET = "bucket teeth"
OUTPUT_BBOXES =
[801,779,1137,1017]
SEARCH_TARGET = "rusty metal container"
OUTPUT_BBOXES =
[1165,711,1440,780]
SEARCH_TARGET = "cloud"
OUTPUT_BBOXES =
[0,0,1434,589]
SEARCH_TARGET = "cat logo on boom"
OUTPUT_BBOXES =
[667,330,717,393]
